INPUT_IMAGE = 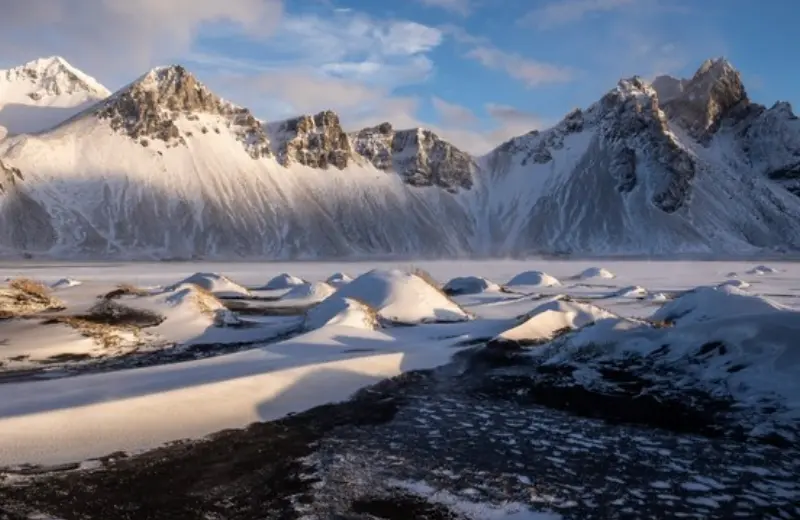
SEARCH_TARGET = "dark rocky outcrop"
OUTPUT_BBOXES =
[600,77,697,213]
[658,58,749,141]
[352,124,476,192]
[268,110,352,169]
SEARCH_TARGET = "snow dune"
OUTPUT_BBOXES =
[166,272,251,298]
[331,269,472,324]
[443,276,502,295]
[263,273,307,290]
[506,271,561,289]
[576,267,616,280]
[304,296,379,331]
[490,296,620,347]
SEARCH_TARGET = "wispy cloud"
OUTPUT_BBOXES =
[432,97,479,126]
[465,46,575,87]
[522,0,635,28]
[0,0,283,85]
[415,0,473,16]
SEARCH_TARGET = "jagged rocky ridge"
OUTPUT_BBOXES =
[268,111,476,191]
[1,57,800,258]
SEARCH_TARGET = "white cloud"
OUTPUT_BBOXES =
[486,103,546,130]
[429,98,547,154]
[0,0,283,84]
[0,2,547,155]
[271,13,442,63]
[432,97,479,126]
[466,46,575,87]
[523,0,635,28]
[415,0,472,16]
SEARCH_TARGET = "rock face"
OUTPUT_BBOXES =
[735,101,800,195]
[268,115,477,191]
[0,159,22,192]
[599,77,697,213]
[267,111,352,169]
[352,124,476,191]
[95,66,270,158]
[657,58,748,140]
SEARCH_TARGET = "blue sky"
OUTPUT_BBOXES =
[1,0,798,153]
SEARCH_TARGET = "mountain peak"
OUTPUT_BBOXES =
[656,56,748,140]
[0,55,110,100]
[93,64,270,158]
[695,57,736,78]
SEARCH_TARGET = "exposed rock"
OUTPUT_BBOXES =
[268,111,352,169]
[95,66,270,159]
[0,159,23,193]
[735,101,800,196]
[600,77,696,213]
[352,124,476,191]
[611,147,637,193]
[651,74,687,103]
[660,58,749,140]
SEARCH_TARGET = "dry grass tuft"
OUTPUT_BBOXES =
[0,277,63,318]
[44,300,164,350]
[187,282,215,298]
[187,284,223,316]
[102,283,151,300]
[9,278,51,301]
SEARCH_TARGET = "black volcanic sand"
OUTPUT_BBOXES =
[2,351,799,520]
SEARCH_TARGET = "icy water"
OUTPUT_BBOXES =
[305,363,800,519]
[4,359,799,519]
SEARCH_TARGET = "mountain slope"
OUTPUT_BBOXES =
[1,57,800,259]
[0,66,475,258]
[477,59,800,254]
[0,57,110,136]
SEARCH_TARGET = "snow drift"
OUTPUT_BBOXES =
[490,296,619,347]
[166,272,250,298]
[263,273,307,290]
[506,271,561,288]
[442,276,502,295]
[304,296,380,331]
[331,269,471,324]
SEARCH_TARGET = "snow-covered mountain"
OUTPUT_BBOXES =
[0,56,110,136]
[0,57,799,259]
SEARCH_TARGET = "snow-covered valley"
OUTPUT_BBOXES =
[1,259,799,519]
